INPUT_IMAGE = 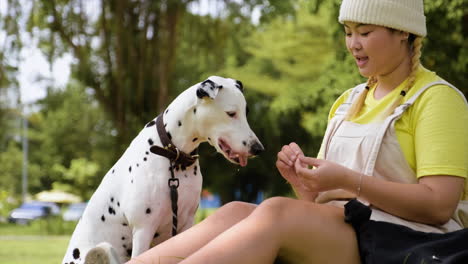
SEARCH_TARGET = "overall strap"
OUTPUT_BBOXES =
[334,83,368,116]
[363,80,466,176]
[323,83,367,160]
[390,80,467,119]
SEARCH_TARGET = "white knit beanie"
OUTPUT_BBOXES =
[338,0,427,37]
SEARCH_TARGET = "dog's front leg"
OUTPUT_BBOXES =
[131,227,155,257]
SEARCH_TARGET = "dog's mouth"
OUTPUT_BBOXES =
[218,138,249,167]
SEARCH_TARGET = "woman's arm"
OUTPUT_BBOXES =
[296,156,464,225]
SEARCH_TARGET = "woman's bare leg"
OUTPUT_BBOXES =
[178,197,360,264]
[127,201,256,264]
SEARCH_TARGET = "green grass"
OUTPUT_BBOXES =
[0,235,70,264]
[0,208,218,263]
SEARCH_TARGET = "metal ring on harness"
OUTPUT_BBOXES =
[168,178,179,188]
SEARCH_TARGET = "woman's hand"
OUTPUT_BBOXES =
[276,143,317,200]
[294,156,353,193]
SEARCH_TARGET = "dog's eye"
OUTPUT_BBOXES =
[226,111,236,118]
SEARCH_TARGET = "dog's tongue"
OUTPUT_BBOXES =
[239,155,248,167]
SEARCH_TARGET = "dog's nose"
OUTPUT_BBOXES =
[249,141,265,156]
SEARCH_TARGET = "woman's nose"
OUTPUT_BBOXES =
[347,35,362,51]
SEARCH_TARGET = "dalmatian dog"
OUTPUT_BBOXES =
[62,76,264,264]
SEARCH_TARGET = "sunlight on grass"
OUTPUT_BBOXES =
[0,208,218,263]
[0,235,70,264]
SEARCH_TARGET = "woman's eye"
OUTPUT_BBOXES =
[360,32,370,36]
[226,111,236,118]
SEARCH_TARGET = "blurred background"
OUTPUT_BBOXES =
[0,0,466,262]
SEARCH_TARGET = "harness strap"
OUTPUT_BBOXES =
[149,113,199,236]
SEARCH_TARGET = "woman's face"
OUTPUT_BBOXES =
[344,22,409,78]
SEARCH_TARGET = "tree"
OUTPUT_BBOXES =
[25,82,114,195]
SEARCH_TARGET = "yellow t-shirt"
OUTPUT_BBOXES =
[325,66,468,199]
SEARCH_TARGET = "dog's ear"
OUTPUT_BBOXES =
[196,79,222,99]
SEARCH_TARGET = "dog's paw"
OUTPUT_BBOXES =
[85,242,121,264]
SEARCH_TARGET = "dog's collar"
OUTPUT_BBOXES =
[149,113,199,169]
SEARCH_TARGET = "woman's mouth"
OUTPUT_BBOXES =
[355,56,369,68]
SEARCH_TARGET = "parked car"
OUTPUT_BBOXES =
[8,201,60,225]
[62,202,87,221]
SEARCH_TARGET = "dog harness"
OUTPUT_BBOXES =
[316,80,468,233]
[149,113,199,236]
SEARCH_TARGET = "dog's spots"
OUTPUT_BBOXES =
[131,179,134,184]
[185,174,188,178]
[145,151,149,155]
[122,236,125,240]
[242,141,247,146]
[110,197,114,203]
[235,80,244,92]
[178,120,182,127]
[136,163,139,167]
[208,137,211,141]
[165,109,169,115]
[129,166,132,172]
[109,206,116,215]
[164,123,167,128]
[146,208,151,214]
[146,120,156,127]
[127,249,132,257]
[122,222,128,226]
[148,139,154,146]
[72,248,80,259]
[101,215,105,222]
[112,169,115,174]
[193,108,197,114]
[194,166,198,176]
[154,232,160,238]
[192,137,198,142]
[196,87,210,98]
[167,132,172,140]
[117,202,120,207]
[144,157,147,161]
[218,85,223,89]
[123,244,127,249]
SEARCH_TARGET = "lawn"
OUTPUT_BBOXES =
[0,235,70,264]
[0,208,217,263]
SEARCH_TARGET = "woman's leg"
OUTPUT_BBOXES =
[179,197,360,264]
[127,201,256,264]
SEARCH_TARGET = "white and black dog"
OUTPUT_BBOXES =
[62,76,264,264]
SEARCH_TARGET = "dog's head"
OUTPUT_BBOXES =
[194,76,264,167]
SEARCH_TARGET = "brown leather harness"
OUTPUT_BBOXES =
[149,113,199,236]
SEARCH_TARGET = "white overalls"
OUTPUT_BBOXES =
[316,81,468,233]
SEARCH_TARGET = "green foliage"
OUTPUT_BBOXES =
[423,0,467,96]
[24,83,114,197]
[52,158,100,200]
[0,142,23,194]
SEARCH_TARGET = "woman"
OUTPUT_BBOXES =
[128,0,468,263]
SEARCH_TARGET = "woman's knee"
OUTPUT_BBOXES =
[253,197,298,223]
[205,201,257,224]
